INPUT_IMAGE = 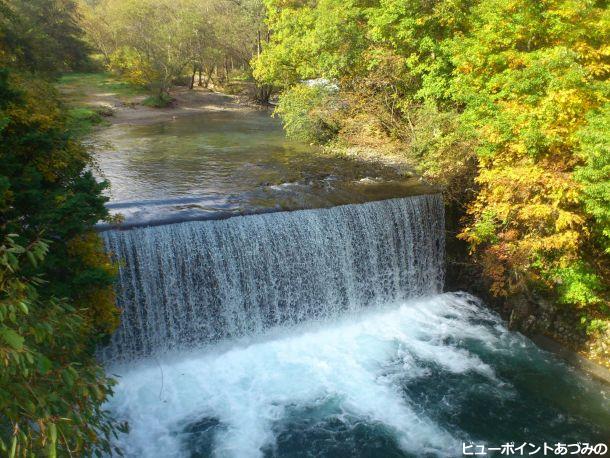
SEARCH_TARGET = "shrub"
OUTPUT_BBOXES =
[142,92,173,108]
[275,83,340,143]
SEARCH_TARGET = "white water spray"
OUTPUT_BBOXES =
[100,195,444,363]
[101,194,610,456]
[107,293,508,457]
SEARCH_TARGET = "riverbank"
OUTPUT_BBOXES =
[56,73,263,133]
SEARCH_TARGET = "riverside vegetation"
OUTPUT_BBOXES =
[0,0,608,455]
[253,0,610,366]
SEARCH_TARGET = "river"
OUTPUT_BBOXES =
[93,108,610,457]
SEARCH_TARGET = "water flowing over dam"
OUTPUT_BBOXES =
[101,193,610,457]
[100,194,444,363]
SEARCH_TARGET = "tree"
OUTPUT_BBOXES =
[0,67,122,455]
[79,0,199,95]
[452,0,609,313]
[0,0,91,73]
[80,0,268,97]
[253,0,610,349]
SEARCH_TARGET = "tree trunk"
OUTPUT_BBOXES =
[198,66,203,87]
[189,65,196,90]
[205,67,214,88]
[254,84,273,105]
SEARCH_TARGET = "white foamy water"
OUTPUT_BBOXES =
[102,195,610,456]
[100,195,445,363]
[106,293,517,457]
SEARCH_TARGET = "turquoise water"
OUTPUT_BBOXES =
[107,294,610,457]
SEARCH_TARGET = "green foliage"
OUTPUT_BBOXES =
[581,317,608,335]
[65,107,104,137]
[0,0,91,72]
[0,235,125,457]
[450,0,609,310]
[0,67,122,455]
[575,104,610,253]
[400,105,477,203]
[275,83,339,143]
[470,210,499,246]
[57,72,146,100]
[80,0,203,93]
[255,0,610,343]
[80,0,266,95]
[142,93,173,108]
[253,0,368,86]
[107,46,151,87]
[552,262,603,307]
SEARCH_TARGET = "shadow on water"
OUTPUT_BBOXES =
[178,417,225,458]
[260,402,411,458]
[180,401,415,458]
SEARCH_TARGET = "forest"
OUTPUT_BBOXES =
[0,0,609,456]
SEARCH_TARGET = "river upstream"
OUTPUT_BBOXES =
[92,108,610,457]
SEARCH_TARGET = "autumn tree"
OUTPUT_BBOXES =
[1,1,124,453]
[80,0,267,97]
[452,0,609,320]
[254,0,610,354]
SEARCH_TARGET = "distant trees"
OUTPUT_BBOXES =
[81,0,197,95]
[80,0,267,96]
[0,0,91,72]
[253,0,610,348]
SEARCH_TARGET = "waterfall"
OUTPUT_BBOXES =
[100,194,444,363]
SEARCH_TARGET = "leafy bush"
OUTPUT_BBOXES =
[575,105,610,253]
[255,0,610,347]
[142,92,173,108]
[275,83,340,143]
[108,47,150,87]
[65,107,104,137]
[0,236,124,456]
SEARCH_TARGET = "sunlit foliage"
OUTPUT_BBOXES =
[255,0,610,335]
[452,0,609,314]
[80,0,267,95]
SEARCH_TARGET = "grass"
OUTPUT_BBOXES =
[56,72,146,102]
[65,107,106,138]
[56,72,146,137]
